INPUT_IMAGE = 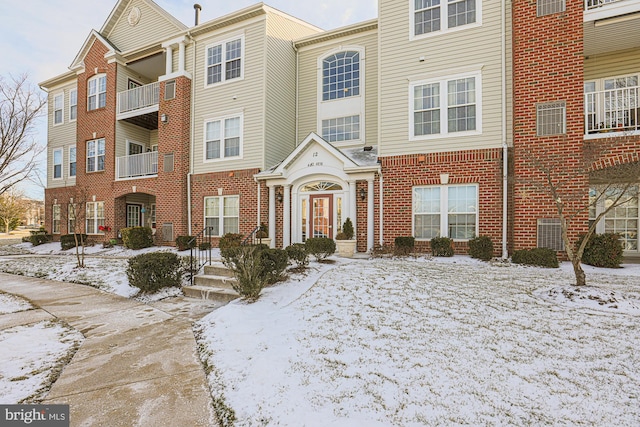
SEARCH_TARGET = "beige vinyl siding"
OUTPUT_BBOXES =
[106,0,184,52]
[585,48,640,81]
[264,13,321,169]
[116,122,152,159]
[297,31,379,148]
[47,81,78,188]
[192,18,268,174]
[117,64,153,93]
[378,0,511,156]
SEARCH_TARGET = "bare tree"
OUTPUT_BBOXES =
[60,186,91,268]
[0,74,46,196]
[0,189,27,234]
[517,140,640,286]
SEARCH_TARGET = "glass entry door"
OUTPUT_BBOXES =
[310,195,333,239]
[126,204,142,227]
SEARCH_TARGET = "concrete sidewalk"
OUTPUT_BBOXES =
[0,272,223,426]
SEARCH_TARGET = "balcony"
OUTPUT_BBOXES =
[116,82,160,128]
[584,0,640,56]
[585,85,640,137]
[116,151,158,180]
[585,0,626,10]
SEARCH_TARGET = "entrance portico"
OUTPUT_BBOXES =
[256,133,379,252]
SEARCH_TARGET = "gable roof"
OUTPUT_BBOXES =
[101,0,186,36]
[69,30,120,72]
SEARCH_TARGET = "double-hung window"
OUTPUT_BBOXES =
[68,203,76,233]
[206,36,243,86]
[88,75,106,111]
[413,185,478,240]
[53,148,63,179]
[204,115,242,160]
[204,196,239,236]
[69,146,76,177]
[53,94,63,125]
[86,201,105,234]
[322,115,360,142]
[413,0,478,38]
[52,205,61,234]
[69,89,77,121]
[411,72,480,139]
[87,138,105,172]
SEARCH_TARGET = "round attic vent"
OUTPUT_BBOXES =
[128,7,141,26]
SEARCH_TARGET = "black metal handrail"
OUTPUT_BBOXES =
[188,226,214,285]
[241,225,262,245]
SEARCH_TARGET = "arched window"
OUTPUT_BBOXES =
[322,51,360,101]
[301,181,343,192]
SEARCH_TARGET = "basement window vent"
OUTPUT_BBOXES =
[164,153,174,173]
[537,0,565,17]
[164,80,176,100]
[162,223,174,242]
[537,218,564,251]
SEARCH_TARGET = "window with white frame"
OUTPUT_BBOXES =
[52,205,61,234]
[537,101,566,136]
[69,146,76,177]
[411,73,480,138]
[87,138,105,172]
[53,93,63,125]
[86,201,105,234]
[322,115,360,142]
[69,89,77,121]
[322,51,360,101]
[204,196,239,236]
[413,184,477,239]
[204,115,242,160]
[590,186,639,251]
[413,0,477,37]
[53,149,63,179]
[68,203,76,233]
[206,37,243,86]
[87,75,106,111]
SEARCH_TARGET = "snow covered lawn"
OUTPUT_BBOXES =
[197,257,640,426]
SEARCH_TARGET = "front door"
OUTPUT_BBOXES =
[126,204,142,228]
[310,195,333,239]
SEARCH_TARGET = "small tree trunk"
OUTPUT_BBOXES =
[572,259,586,286]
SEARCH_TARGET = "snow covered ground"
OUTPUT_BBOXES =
[1,241,640,425]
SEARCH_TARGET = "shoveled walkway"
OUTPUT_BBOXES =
[0,272,224,426]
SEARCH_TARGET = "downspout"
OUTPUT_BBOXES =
[256,176,260,227]
[293,41,299,146]
[501,0,508,259]
[188,31,196,235]
[379,172,383,246]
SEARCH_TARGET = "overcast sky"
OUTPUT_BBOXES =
[0,0,377,199]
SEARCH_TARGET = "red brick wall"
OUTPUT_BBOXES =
[380,149,504,255]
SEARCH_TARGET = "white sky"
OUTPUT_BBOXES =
[0,0,377,199]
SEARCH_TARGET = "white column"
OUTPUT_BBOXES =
[348,181,357,239]
[165,46,173,75]
[178,42,185,73]
[367,179,375,252]
[268,186,276,248]
[283,185,291,248]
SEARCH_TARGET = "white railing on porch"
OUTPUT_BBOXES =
[585,0,625,10]
[585,85,640,135]
[116,151,158,179]
[117,82,160,115]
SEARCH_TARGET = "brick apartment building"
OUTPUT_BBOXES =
[40,0,640,258]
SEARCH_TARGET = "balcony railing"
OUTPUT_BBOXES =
[117,82,159,116]
[585,0,625,10]
[116,151,158,180]
[585,85,640,135]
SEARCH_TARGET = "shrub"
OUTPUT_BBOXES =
[259,248,289,285]
[256,222,268,239]
[431,237,454,257]
[511,248,559,268]
[219,233,243,254]
[305,237,336,261]
[126,252,182,292]
[121,227,153,250]
[468,236,494,261]
[286,243,309,268]
[578,233,624,268]
[394,236,415,256]
[222,245,267,301]
[342,218,354,240]
[199,242,212,251]
[175,235,196,251]
[29,233,51,246]
[60,234,88,250]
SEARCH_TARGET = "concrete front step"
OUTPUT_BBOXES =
[194,274,236,289]
[182,285,239,302]
[203,264,234,277]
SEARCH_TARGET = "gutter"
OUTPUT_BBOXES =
[501,0,508,259]
[187,31,195,235]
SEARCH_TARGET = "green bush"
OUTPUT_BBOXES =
[342,218,354,240]
[126,252,182,292]
[468,236,494,261]
[394,236,415,256]
[512,248,559,268]
[286,243,309,268]
[578,233,624,268]
[29,233,51,246]
[199,241,212,251]
[175,235,196,251]
[219,233,243,254]
[431,237,454,257]
[305,237,336,261]
[60,234,88,250]
[259,248,289,285]
[222,245,267,301]
[121,227,154,250]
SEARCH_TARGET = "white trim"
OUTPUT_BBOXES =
[203,195,240,237]
[53,93,64,126]
[87,74,106,111]
[409,70,483,141]
[203,112,244,163]
[69,88,77,122]
[52,148,63,180]
[409,0,483,41]
[203,33,245,89]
